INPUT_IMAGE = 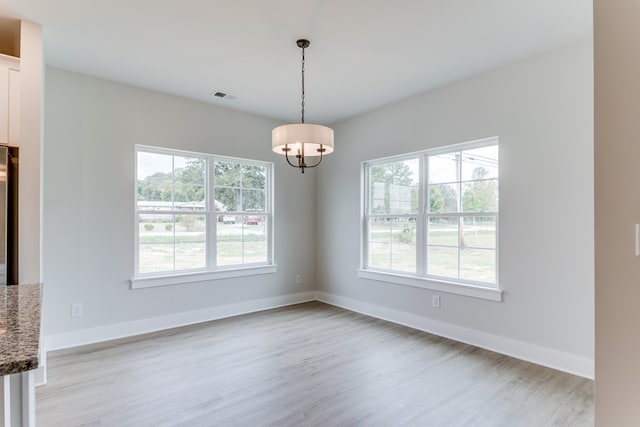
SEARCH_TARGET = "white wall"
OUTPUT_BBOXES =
[42,40,594,378]
[594,1,640,424]
[42,68,316,349]
[316,40,594,377]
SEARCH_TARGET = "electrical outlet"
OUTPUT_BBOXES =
[432,295,441,309]
[296,274,302,285]
[71,303,83,317]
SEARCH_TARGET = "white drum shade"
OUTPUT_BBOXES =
[272,123,334,156]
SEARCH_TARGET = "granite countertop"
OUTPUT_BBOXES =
[0,283,42,376]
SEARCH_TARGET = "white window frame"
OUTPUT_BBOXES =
[131,145,276,289]
[359,137,502,302]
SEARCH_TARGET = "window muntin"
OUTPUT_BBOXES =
[135,146,272,277]
[363,139,499,289]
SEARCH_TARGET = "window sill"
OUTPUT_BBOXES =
[131,265,278,289]
[357,269,502,302]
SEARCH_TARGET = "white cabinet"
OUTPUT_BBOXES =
[0,55,19,146]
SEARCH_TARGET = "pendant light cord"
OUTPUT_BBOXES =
[301,45,305,124]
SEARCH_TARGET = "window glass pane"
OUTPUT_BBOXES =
[137,153,207,212]
[461,145,499,182]
[389,183,418,214]
[427,246,458,278]
[370,182,387,214]
[428,183,459,213]
[461,216,496,249]
[428,153,458,184]
[242,165,266,190]
[137,152,173,208]
[217,214,242,266]
[173,157,206,210]
[368,159,419,214]
[175,214,206,270]
[368,217,416,273]
[215,187,239,212]
[215,161,267,213]
[369,242,391,270]
[217,241,242,266]
[462,179,498,212]
[138,214,174,273]
[428,217,458,246]
[215,162,241,187]
[369,217,392,243]
[368,217,392,269]
[243,221,267,264]
[391,218,416,273]
[460,248,496,283]
[242,189,265,212]
[216,214,267,266]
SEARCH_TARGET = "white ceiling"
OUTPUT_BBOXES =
[0,0,592,124]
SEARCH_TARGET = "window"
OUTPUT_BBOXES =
[361,138,500,301]
[367,157,419,273]
[133,146,274,288]
[213,161,269,267]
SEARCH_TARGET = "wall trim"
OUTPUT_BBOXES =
[44,291,315,353]
[315,291,594,379]
[43,290,593,383]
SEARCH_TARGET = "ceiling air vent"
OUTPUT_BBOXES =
[211,91,236,100]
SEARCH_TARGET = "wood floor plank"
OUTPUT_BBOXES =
[36,302,594,426]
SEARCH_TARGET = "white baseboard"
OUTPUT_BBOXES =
[44,291,315,353]
[315,291,594,379]
[42,290,594,381]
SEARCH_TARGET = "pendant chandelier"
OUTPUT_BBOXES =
[272,39,334,173]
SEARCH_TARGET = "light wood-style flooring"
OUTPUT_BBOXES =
[37,302,594,426]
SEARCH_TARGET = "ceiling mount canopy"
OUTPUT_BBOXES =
[272,39,334,174]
